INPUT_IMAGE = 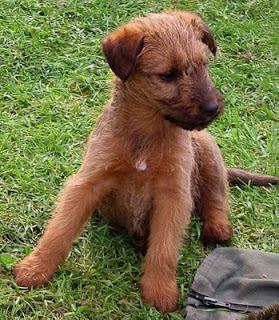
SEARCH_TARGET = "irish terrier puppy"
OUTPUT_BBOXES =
[14,11,278,313]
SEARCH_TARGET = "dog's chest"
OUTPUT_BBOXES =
[97,160,154,236]
[121,165,154,233]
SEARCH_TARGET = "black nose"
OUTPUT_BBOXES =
[200,101,219,114]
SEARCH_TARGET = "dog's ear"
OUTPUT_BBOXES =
[102,26,144,81]
[170,11,217,56]
[191,18,217,56]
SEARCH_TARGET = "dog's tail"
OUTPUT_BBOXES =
[227,169,278,186]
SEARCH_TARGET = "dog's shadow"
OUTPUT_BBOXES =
[56,213,144,288]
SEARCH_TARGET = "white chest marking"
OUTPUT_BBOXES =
[135,160,147,171]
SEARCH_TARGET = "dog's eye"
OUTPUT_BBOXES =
[160,70,180,82]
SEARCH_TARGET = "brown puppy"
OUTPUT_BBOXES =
[14,11,278,313]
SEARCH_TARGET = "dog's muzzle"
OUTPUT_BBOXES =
[164,112,220,131]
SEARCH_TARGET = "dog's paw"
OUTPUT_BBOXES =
[202,219,233,242]
[14,253,55,288]
[141,275,179,313]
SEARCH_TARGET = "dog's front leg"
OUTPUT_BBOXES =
[14,169,116,288]
[141,176,193,313]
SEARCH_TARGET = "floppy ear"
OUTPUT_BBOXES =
[170,11,217,56]
[102,26,144,81]
[191,18,217,56]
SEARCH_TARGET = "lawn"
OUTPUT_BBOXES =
[0,0,278,319]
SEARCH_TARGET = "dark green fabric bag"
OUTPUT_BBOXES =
[185,248,279,319]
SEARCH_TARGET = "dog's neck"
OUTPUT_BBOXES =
[109,78,191,158]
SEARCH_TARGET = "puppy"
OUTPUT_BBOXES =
[14,11,278,313]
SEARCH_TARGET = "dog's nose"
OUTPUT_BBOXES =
[200,101,219,114]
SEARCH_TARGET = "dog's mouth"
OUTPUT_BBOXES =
[164,113,219,131]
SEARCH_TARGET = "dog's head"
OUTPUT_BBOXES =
[102,11,224,131]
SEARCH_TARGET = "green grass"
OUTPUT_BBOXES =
[0,0,278,319]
